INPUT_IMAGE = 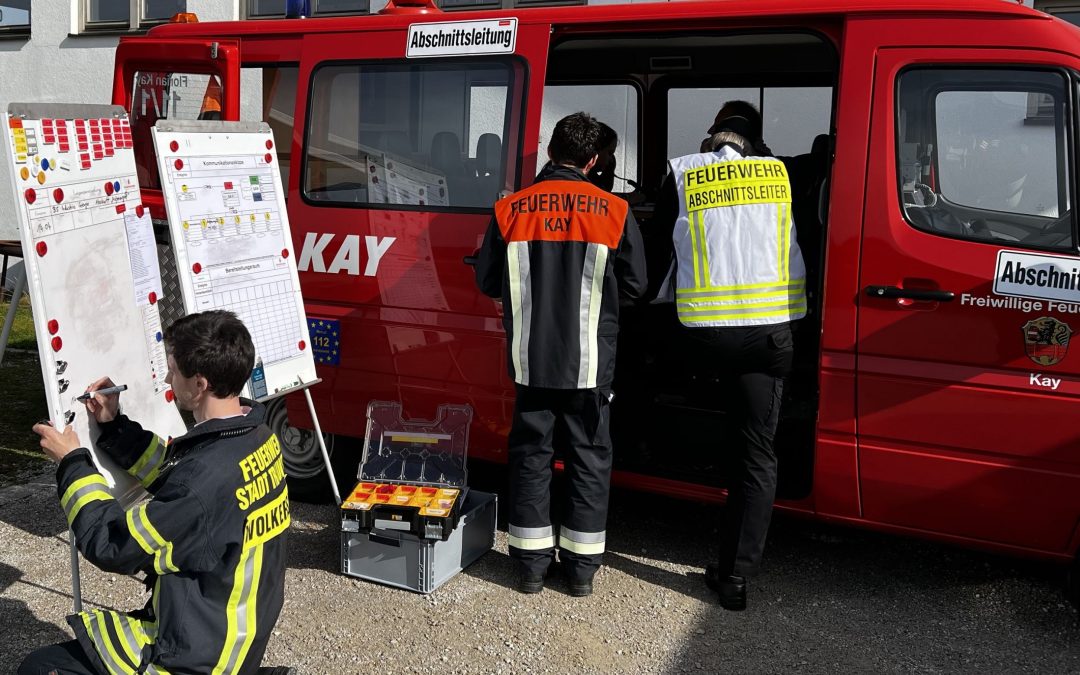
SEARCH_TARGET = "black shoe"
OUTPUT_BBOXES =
[568,577,593,597]
[705,563,746,611]
[257,668,296,675]
[517,572,544,594]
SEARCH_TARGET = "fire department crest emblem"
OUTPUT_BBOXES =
[1023,317,1072,366]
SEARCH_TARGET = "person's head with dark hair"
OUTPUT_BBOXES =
[547,112,602,171]
[589,122,619,191]
[708,100,763,144]
[164,310,255,418]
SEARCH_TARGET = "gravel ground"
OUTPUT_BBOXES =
[1,469,1079,674]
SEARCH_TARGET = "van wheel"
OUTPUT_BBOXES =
[266,397,336,503]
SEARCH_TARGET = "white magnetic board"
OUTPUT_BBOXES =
[152,120,316,400]
[3,103,187,504]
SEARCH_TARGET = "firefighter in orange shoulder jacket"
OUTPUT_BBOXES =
[475,112,647,597]
[21,310,291,675]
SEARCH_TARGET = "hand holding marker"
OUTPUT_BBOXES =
[76,384,127,402]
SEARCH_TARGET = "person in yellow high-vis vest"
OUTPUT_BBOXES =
[651,101,806,611]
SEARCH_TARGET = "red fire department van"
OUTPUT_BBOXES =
[111,0,1080,586]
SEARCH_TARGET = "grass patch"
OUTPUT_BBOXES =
[0,295,37,350]
[0,352,50,487]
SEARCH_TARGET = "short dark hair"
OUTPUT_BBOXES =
[710,100,763,140]
[164,310,255,398]
[548,112,601,168]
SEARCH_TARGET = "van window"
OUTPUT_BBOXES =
[241,65,299,192]
[304,60,515,210]
[897,68,1073,250]
[666,87,832,159]
[129,71,222,190]
[537,84,639,193]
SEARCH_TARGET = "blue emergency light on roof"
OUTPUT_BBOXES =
[285,0,311,18]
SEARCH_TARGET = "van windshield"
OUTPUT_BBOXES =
[304,60,515,211]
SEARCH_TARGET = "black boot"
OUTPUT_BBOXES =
[705,563,746,611]
[257,668,297,675]
[517,571,545,594]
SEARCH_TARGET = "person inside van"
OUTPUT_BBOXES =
[588,122,619,192]
[650,101,806,611]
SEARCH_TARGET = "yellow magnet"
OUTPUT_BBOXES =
[19,167,29,181]
[37,171,46,185]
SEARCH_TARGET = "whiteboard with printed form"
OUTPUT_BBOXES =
[152,121,316,400]
[2,103,187,504]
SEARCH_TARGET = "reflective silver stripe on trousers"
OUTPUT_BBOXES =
[507,241,532,385]
[559,526,606,555]
[509,524,553,539]
[577,243,608,389]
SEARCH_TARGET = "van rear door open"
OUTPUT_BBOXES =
[291,19,551,448]
[857,42,1080,555]
[112,37,242,217]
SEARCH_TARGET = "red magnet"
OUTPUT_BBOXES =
[264,153,273,164]
[47,320,59,335]
[192,262,202,274]
[165,390,175,403]
[298,340,306,351]
[281,249,289,259]
[51,336,62,352]
[148,292,157,305]
[24,188,35,204]
[266,139,274,150]
[135,205,145,218]
[115,204,126,214]
[35,241,47,257]
[104,181,114,196]
[174,159,184,171]
[169,140,179,152]
[53,188,64,203]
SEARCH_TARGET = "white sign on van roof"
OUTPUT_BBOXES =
[407,18,518,58]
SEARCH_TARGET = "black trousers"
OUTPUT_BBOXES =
[687,322,795,578]
[19,641,101,675]
[507,385,613,581]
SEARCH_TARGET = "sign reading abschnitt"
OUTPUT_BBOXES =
[994,249,1080,303]
[407,18,517,58]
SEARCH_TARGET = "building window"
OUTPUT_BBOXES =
[245,0,371,18]
[1036,1,1080,27]
[82,0,186,32]
[0,2,31,36]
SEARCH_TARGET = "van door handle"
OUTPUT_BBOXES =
[463,255,478,266]
[865,285,955,302]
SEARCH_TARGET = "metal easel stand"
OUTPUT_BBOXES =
[70,530,83,612]
[0,269,27,366]
[299,382,341,506]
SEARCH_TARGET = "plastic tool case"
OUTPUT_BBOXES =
[340,401,496,593]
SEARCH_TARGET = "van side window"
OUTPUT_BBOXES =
[896,68,1073,251]
[666,86,832,158]
[304,60,515,211]
[538,84,639,193]
[241,66,299,193]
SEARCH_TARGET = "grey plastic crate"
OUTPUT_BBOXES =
[341,489,496,594]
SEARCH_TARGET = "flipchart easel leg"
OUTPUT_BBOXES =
[70,530,83,612]
[302,387,341,506]
[0,269,27,366]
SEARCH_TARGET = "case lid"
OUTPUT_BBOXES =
[357,401,473,488]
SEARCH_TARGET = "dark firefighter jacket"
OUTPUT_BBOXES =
[55,400,289,675]
[475,164,648,389]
